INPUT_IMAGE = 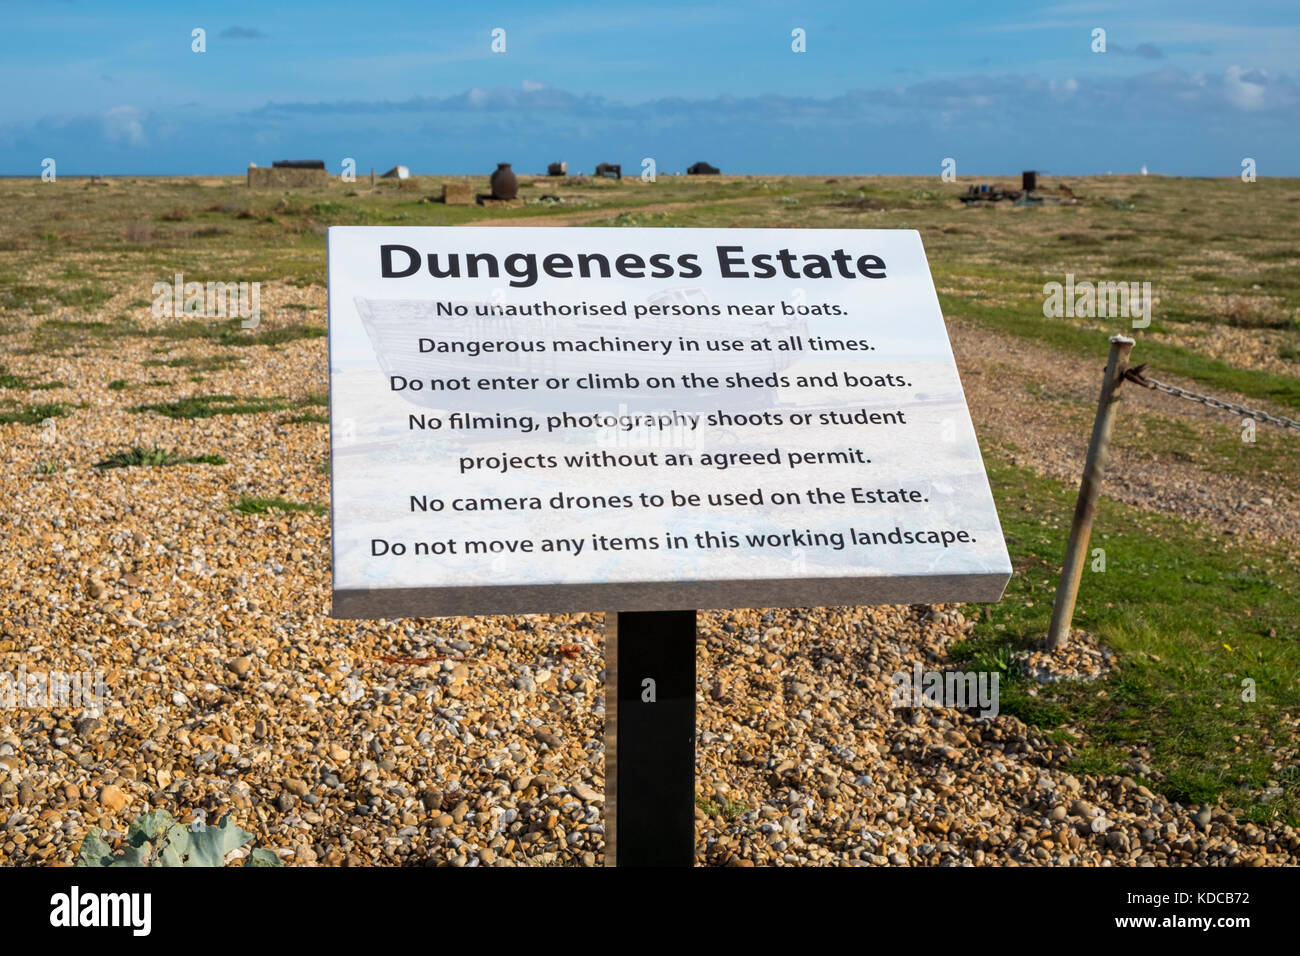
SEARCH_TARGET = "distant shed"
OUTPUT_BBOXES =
[248,160,329,188]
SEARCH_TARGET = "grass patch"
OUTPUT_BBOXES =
[93,445,226,469]
[695,795,750,822]
[0,401,70,426]
[0,282,58,313]
[54,286,114,310]
[1126,413,1300,479]
[945,296,1300,413]
[231,495,326,516]
[154,318,325,347]
[309,201,348,217]
[1057,232,1103,246]
[281,411,329,424]
[0,365,65,390]
[951,453,1300,825]
[30,317,141,352]
[129,393,314,419]
[141,354,241,371]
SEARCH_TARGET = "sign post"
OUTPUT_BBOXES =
[326,225,1011,866]
[604,610,697,866]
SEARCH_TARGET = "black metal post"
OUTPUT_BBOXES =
[604,610,696,866]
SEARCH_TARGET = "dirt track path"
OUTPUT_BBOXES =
[947,316,1299,549]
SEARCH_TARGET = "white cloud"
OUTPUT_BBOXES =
[102,105,146,146]
[1224,65,1267,110]
[249,66,1299,126]
[522,79,545,92]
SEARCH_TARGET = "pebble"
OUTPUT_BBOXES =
[572,783,602,803]
[98,785,128,813]
[0,287,1293,869]
[1070,799,1099,819]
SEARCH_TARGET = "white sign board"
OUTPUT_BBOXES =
[327,226,1011,617]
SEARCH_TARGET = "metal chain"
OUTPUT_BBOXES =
[1123,364,1300,431]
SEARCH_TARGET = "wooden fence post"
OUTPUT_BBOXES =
[1046,334,1135,649]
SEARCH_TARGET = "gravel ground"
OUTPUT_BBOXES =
[1,286,1297,866]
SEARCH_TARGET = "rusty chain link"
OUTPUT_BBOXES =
[1123,364,1300,431]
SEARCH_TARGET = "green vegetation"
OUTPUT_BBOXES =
[1127,413,1300,479]
[0,281,56,313]
[280,411,329,424]
[0,281,112,314]
[0,365,64,389]
[78,809,281,867]
[141,354,242,371]
[231,495,326,516]
[153,317,324,347]
[2,174,1293,408]
[0,401,69,425]
[696,795,751,822]
[27,317,141,353]
[945,297,1300,413]
[952,453,1300,825]
[130,392,322,419]
[93,445,227,469]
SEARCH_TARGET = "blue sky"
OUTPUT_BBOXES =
[0,0,1297,176]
